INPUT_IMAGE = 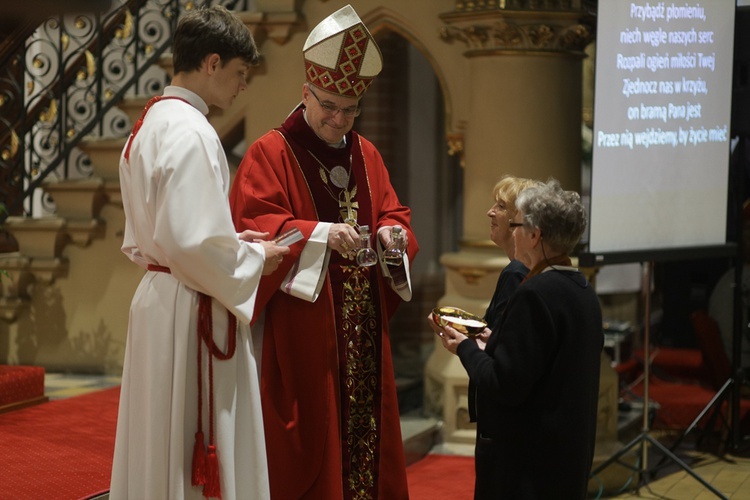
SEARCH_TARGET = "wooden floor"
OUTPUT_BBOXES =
[44,372,121,400]
[592,429,750,500]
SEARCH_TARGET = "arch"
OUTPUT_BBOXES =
[361,7,459,143]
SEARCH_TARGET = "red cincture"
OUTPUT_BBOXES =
[147,263,236,499]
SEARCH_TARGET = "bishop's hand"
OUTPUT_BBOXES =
[328,223,359,256]
[378,225,408,249]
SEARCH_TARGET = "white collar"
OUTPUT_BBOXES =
[163,86,209,115]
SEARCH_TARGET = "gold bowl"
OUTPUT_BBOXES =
[432,306,487,337]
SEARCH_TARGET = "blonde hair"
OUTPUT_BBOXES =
[492,175,539,218]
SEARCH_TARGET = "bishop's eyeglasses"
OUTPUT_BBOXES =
[308,85,361,117]
[509,221,525,229]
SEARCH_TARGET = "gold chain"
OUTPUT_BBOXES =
[306,150,358,226]
[308,150,352,192]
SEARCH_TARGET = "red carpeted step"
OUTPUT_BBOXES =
[407,454,475,499]
[0,386,120,499]
[0,364,47,413]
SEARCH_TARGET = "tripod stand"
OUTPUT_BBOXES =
[655,312,739,465]
[589,261,728,499]
[660,137,750,458]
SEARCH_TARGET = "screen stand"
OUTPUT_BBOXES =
[589,261,728,499]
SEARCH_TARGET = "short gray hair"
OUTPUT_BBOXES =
[516,179,587,255]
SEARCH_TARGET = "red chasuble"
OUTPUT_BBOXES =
[229,108,417,500]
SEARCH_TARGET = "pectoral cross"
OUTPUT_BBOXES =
[339,188,358,227]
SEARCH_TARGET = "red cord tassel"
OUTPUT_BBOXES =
[191,431,207,486]
[203,444,222,499]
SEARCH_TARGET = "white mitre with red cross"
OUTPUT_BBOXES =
[303,4,382,98]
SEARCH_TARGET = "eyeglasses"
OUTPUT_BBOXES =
[509,221,524,229]
[308,85,361,117]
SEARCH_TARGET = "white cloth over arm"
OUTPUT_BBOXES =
[279,222,413,303]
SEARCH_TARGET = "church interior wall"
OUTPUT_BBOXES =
[0,0,628,383]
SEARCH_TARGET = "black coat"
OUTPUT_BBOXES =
[457,267,603,500]
[484,259,529,327]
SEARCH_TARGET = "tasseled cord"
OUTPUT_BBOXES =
[191,324,207,488]
[193,292,237,500]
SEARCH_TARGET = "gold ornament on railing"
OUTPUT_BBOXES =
[1,130,19,161]
[39,100,58,123]
[86,50,96,79]
[10,130,18,158]
[6,0,229,219]
[117,10,133,39]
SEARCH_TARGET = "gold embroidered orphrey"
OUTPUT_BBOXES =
[341,265,378,499]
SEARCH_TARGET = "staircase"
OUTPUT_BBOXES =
[0,1,309,374]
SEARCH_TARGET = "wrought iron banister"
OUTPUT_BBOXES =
[0,0,250,222]
[9,1,149,149]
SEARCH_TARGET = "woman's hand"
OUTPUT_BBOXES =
[426,312,468,355]
[474,327,492,351]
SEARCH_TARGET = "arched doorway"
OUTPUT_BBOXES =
[356,30,463,412]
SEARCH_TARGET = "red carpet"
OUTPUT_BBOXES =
[407,454,475,499]
[617,348,750,431]
[2,387,474,499]
[0,386,119,500]
[0,365,46,412]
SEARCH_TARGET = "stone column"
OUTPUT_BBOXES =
[424,1,594,444]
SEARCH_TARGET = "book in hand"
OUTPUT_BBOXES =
[273,227,303,246]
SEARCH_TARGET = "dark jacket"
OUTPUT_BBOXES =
[457,267,603,499]
[484,259,529,328]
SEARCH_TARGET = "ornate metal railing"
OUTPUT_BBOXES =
[0,0,250,220]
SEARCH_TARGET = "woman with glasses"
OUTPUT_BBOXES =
[431,179,603,499]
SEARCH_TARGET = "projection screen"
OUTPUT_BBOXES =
[586,0,736,263]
